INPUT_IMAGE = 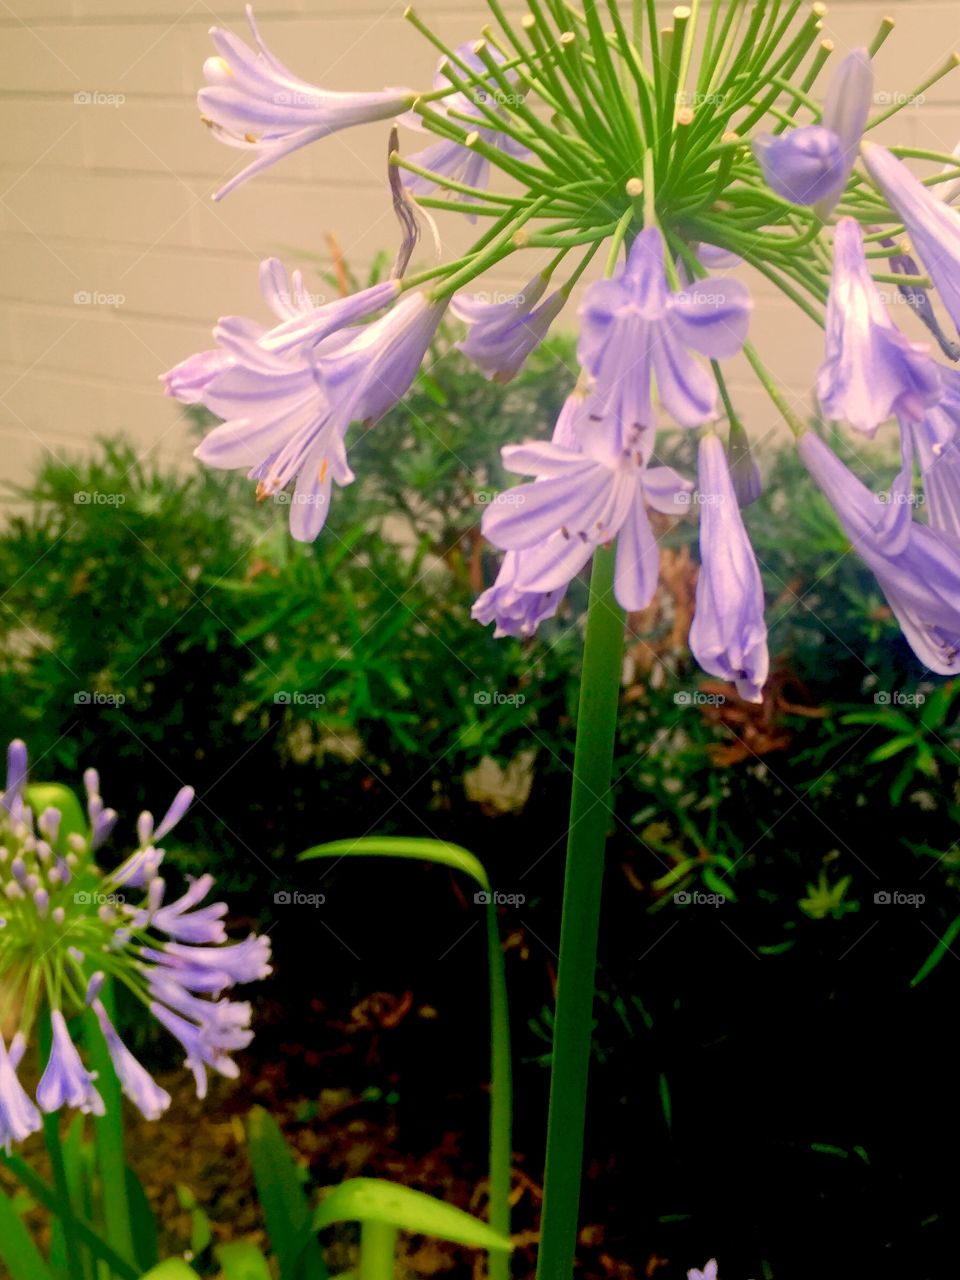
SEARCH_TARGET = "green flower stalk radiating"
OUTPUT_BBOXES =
[171,0,960,681]
[0,741,271,1146]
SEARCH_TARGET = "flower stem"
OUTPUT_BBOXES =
[84,984,135,1275]
[358,1221,397,1280]
[535,544,624,1280]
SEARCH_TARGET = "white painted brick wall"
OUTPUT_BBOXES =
[0,0,959,489]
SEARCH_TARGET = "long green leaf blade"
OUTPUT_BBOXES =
[313,1178,512,1251]
[247,1106,328,1280]
[0,1183,54,1280]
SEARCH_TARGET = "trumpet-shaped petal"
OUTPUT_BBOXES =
[754,49,872,214]
[817,218,941,433]
[452,275,566,382]
[400,44,528,216]
[578,228,751,445]
[200,6,413,199]
[910,368,960,536]
[800,431,960,673]
[91,1001,171,1122]
[753,126,846,206]
[0,1033,41,1148]
[36,1011,105,1117]
[862,142,960,332]
[472,544,572,637]
[689,435,769,702]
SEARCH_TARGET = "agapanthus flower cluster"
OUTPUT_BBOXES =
[168,0,960,695]
[0,741,271,1146]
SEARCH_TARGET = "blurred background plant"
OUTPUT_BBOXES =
[2,318,960,1276]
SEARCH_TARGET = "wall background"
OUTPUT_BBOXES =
[1,0,958,489]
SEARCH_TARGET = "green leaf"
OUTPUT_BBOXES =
[866,734,917,764]
[126,1166,160,1273]
[299,837,491,893]
[246,1106,328,1280]
[0,1183,54,1280]
[217,1242,273,1280]
[911,913,960,986]
[174,1185,212,1259]
[313,1179,512,1251]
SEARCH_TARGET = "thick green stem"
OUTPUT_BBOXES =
[83,986,135,1274]
[535,545,625,1280]
[358,1220,398,1280]
[42,1115,85,1280]
[486,899,512,1280]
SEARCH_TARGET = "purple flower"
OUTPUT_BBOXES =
[754,126,846,206]
[481,423,691,612]
[687,1263,718,1280]
[799,431,960,672]
[199,6,413,200]
[149,874,228,945]
[689,435,768,702]
[883,238,960,361]
[754,49,872,215]
[862,142,960,331]
[0,741,271,1140]
[400,44,528,217]
[578,228,751,447]
[91,1000,171,1122]
[817,218,941,434]
[471,546,568,638]
[193,288,442,542]
[164,349,232,404]
[36,1011,105,1117]
[0,1033,41,1148]
[909,368,960,536]
[451,274,566,382]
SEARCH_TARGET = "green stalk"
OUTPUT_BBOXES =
[358,1221,397,1280]
[535,545,625,1280]
[84,985,135,1276]
[43,1115,85,1280]
[485,896,512,1280]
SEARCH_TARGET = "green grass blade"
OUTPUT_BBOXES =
[0,1182,54,1280]
[246,1106,328,1280]
[217,1242,273,1280]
